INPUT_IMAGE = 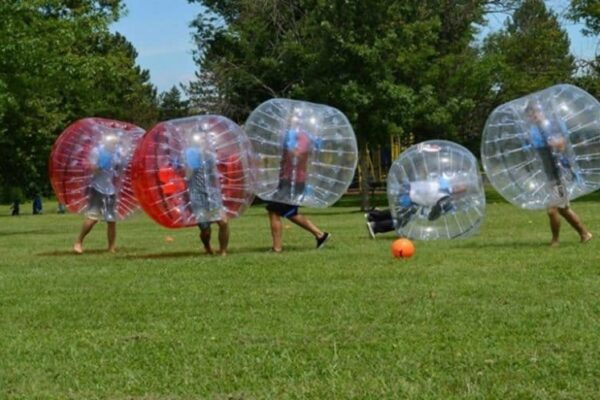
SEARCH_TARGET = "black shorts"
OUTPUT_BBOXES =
[266,201,299,218]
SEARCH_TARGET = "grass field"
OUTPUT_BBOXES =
[1,194,600,399]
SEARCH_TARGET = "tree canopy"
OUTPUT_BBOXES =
[483,0,575,102]
[187,0,561,152]
[0,0,157,197]
[159,85,190,121]
[569,0,600,35]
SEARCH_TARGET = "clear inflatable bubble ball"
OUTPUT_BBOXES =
[387,140,485,240]
[245,98,358,207]
[482,84,600,209]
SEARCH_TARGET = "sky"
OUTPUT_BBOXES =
[110,0,202,93]
[111,0,599,94]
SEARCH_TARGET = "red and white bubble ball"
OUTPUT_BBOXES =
[49,118,145,220]
[132,115,255,228]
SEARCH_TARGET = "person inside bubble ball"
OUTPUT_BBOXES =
[74,133,122,254]
[525,101,580,188]
[184,133,230,256]
[395,177,467,227]
[265,119,329,252]
[365,177,466,238]
[277,127,321,201]
[524,101,592,246]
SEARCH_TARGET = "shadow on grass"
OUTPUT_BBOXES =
[38,247,145,256]
[306,209,366,216]
[233,245,306,253]
[38,249,109,256]
[452,240,556,249]
[123,251,206,260]
[123,245,313,259]
[0,229,56,237]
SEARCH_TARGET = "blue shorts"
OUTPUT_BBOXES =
[266,201,299,218]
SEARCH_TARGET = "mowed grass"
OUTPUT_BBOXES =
[1,195,600,399]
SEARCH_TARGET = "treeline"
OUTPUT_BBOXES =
[0,1,154,200]
[185,0,600,153]
[1,0,599,200]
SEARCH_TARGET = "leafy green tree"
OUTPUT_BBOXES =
[185,70,228,114]
[187,0,518,208]
[483,0,575,103]
[0,1,157,197]
[569,0,600,35]
[567,0,600,99]
[188,0,519,141]
[158,86,190,120]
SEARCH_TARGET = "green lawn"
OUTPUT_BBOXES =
[1,195,600,399]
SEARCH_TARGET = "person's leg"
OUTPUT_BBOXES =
[216,219,229,255]
[107,221,116,253]
[269,211,284,252]
[428,195,452,221]
[293,181,306,201]
[547,207,561,247]
[276,179,291,201]
[372,219,395,234]
[103,193,117,252]
[368,209,392,222]
[557,207,593,243]
[288,213,330,248]
[74,218,98,253]
[366,221,376,239]
[396,204,418,228]
[199,224,213,254]
[289,214,323,238]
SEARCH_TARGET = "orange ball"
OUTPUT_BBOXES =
[391,238,415,259]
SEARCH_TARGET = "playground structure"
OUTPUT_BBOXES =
[355,133,415,191]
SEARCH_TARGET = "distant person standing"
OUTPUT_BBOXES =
[10,199,20,216]
[32,195,43,214]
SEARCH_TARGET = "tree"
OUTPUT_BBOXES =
[567,0,600,99]
[186,70,229,114]
[188,0,519,207]
[158,86,190,120]
[569,0,600,35]
[483,0,575,103]
[0,1,158,197]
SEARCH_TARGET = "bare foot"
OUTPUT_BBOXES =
[108,247,116,253]
[217,250,227,257]
[204,246,214,255]
[73,243,83,254]
[550,240,560,248]
[581,232,593,244]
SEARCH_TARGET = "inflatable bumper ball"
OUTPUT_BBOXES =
[387,140,485,240]
[245,98,358,207]
[132,115,255,228]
